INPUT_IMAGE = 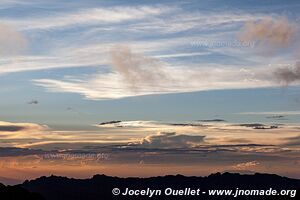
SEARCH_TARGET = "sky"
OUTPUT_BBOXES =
[0,0,300,184]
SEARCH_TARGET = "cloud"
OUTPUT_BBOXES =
[0,119,298,175]
[28,100,38,105]
[33,70,271,100]
[99,121,122,126]
[110,45,169,91]
[238,111,300,115]
[198,119,226,122]
[6,6,173,31]
[0,121,46,132]
[2,9,293,99]
[282,135,300,146]
[238,17,296,50]
[154,52,210,58]
[238,17,300,87]
[169,123,205,127]
[0,121,48,140]
[33,45,276,100]
[273,62,300,85]
[139,132,205,149]
[0,9,264,75]
[0,23,27,56]
[232,161,260,170]
[0,125,24,132]
[266,115,285,119]
[97,120,158,128]
[0,147,45,157]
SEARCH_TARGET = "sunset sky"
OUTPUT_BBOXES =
[0,0,300,184]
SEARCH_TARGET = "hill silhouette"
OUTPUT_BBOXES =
[17,173,300,200]
[0,183,45,200]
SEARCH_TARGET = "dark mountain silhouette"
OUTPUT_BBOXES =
[0,183,45,200]
[17,173,300,200]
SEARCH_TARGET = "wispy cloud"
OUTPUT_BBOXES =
[33,44,279,100]
[238,111,300,115]
[5,6,174,31]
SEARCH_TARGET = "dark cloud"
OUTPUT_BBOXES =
[237,123,279,129]
[28,100,38,105]
[282,135,300,146]
[224,138,252,143]
[273,63,300,86]
[104,143,292,165]
[0,147,45,157]
[266,115,288,121]
[208,144,272,148]
[0,125,24,132]
[237,123,265,127]
[266,115,285,119]
[198,119,226,122]
[1,143,295,167]
[169,123,205,127]
[99,121,122,126]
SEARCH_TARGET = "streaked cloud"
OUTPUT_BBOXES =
[238,111,300,115]
[1,4,299,101]
[2,119,299,150]
[33,45,278,100]
[0,0,300,182]
[0,118,299,179]
[5,6,174,31]
[282,135,300,146]
[0,147,45,157]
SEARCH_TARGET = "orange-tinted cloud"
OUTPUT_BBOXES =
[239,17,296,50]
